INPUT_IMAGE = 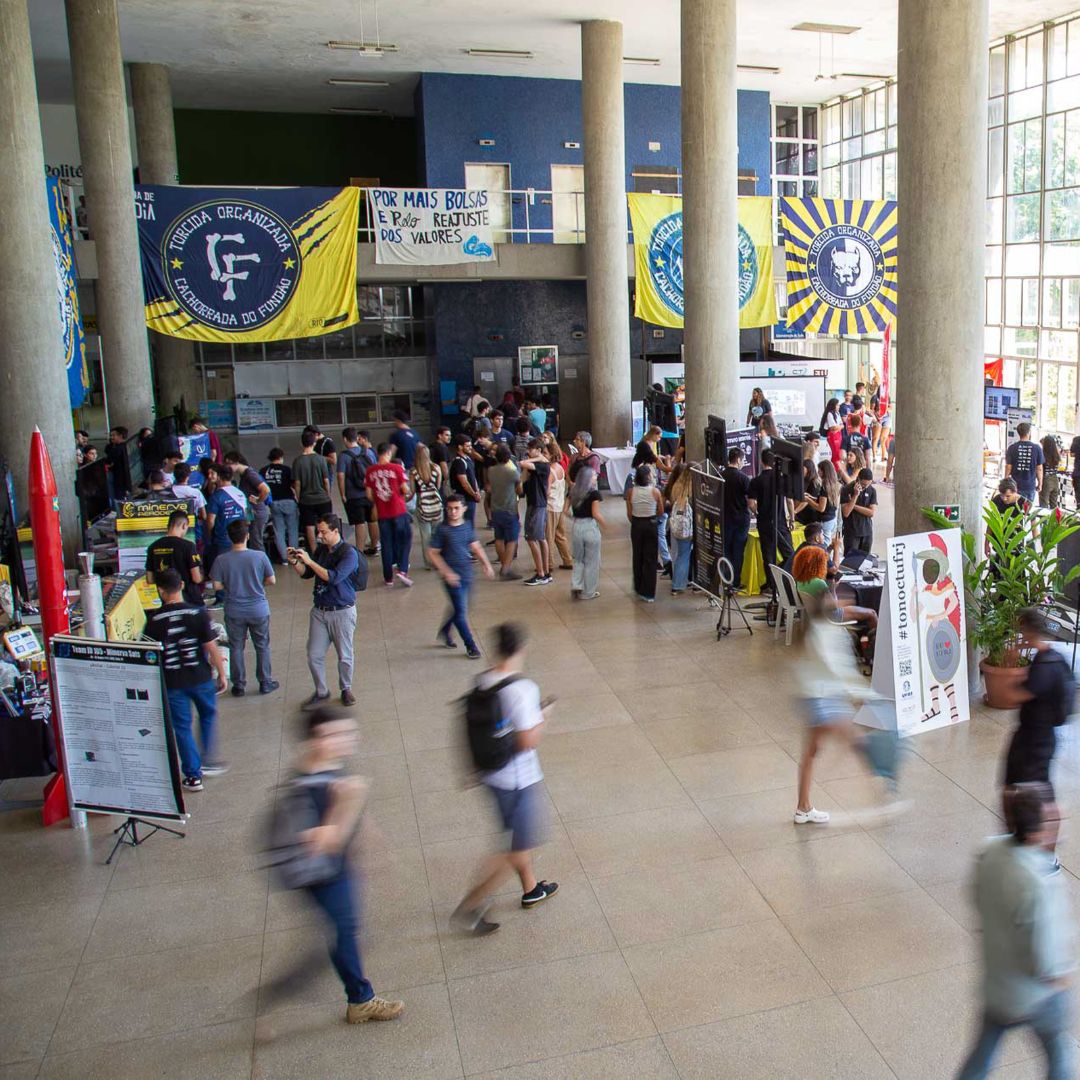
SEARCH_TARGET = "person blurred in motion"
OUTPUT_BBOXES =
[569,465,605,600]
[1002,609,1076,802]
[265,707,404,1025]
[452,623,558,935]
[955,783,1072,1080]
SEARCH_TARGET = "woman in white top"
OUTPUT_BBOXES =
[626,464,665,602]
[544,443,572,570]
[819,397,844,466]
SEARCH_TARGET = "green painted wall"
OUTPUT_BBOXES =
[173,110,418,187]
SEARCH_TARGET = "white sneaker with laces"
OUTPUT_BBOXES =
[793,807,830,824]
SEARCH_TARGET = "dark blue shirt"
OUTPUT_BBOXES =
[389,427,420,471]
[431,521,477,579]
[842,430,870,454]
[304,539,360,609]
[1006,440,1044,494]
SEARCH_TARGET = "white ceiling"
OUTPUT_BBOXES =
[28,0,1074,116]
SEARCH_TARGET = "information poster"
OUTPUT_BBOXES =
[690,468,725,596]
[885,529,969,735]
[236,397,276,432]
[50,637,184,820]
[727,426,759,478]
[1006,406,1034,450]
[518,345,558,385]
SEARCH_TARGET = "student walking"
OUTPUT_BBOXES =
[211,519,278,697]
[261,448,298,563]
[452,623,558,935]
[428,494,495,658]
[955,783,1073,1079]
[410,444,445,570]
[569,465,604,600]
[365,443,413,588]
[289,513,362,708]
[627,464,664,602]
[144,568,229,791]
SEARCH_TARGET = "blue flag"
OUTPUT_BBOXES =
[46,177,90,410]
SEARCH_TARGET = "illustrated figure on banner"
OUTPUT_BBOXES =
[914,534,962,724]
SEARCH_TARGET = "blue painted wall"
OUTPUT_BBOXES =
[418,73,771,238]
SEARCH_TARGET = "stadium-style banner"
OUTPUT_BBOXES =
[134,185,360,343]
[371,187,497,265]
[780,197,898,335]
[627,194,777,330]
[47,177,90,409]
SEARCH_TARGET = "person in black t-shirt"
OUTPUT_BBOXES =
[448,435,482,527]
[519,440,552,585]
[991,477,1023,520]
[262,448,298,563]
[747,449,794,595]
[841,467,877,557]
[224,451,272,553]
[143,569,228,791]
[429,427,452,489]
[1070,434,1080,504]
[721,447,752,589]
[145,509,204,606]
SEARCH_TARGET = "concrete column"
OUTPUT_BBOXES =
[66,0,154,432]
[681,0,740,460]
[581,20,632,447]
[130,62,202,418]
[0,0,79,548]
[894,0,987,534]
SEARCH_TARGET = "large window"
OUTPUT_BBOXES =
[819,83,897,202]
[771,103,819,237]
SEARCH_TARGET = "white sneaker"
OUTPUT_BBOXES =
[793,807,830,824]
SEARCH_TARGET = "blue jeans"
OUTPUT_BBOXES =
[957,991,1072,1079]
[439,580,477,650]
[656,511,671,566]
[167,678,219,778]
[671,534,693,591]
[270,499,299,561]
[307,871,373,1005]
[379,513,412,582]
[724,516,751,589]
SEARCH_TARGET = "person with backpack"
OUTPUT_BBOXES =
[263,705,405,1024]
[428,494,495,658]
[337,427,378,554]
[288,512,364,708]
[410,444,445,570]
[664,463,694,595]
[451,622,558,935]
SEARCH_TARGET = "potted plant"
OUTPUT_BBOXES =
[922,503,1080,708]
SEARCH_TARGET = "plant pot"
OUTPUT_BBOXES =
[979,659,1027,709]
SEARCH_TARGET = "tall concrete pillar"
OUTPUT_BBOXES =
[66,0,154,432]
[581,20,632,447]
[130,62,202,418]
[0,0,79,548]
[894,0,987,534]
[681,0,740,460]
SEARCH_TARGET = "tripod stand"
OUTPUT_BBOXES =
[715,557,753,639]
[105,815,186,865]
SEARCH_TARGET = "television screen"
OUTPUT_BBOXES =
[644,389,677,435]
[984,385,1020,421]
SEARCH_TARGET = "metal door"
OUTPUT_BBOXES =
[473,356,514,411]
[551,164,585,244]
[556,355,590,441]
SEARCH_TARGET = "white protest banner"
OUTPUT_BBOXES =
[371,188,497,265]
[886,529,970,735]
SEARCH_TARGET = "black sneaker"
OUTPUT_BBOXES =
[301,692,331,711]
[259,680,280,695]
[437,632,458,649]
[450,901,501,936]
[182,775,204,792]
[524,575,544,586]
[466,646,482,660]
[521,880,559,907]
[230,686,245,698]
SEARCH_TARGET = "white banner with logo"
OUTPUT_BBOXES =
[886,529,969,735]
[371,188,497,265]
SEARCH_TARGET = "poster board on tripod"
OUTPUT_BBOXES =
[690,467,725,600]
[49,636,185,821]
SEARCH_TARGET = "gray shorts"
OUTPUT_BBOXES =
[488,781,547,852]
[524,506,547,542]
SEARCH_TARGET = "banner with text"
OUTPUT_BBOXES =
[46,177,91,409]
[885,529,969,736]
[691,468,725,597]
[372,188,496,265]
[135,185,360,343]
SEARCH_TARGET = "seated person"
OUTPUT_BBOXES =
[789,521,838,579]
[792,545,878,634]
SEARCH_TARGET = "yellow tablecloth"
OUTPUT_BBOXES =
[741,525,806,595]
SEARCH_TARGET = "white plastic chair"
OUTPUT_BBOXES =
[768,564,804,645]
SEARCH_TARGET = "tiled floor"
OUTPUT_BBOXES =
[3,481,1080,1078]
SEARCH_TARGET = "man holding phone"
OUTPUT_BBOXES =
[841,466,877,557]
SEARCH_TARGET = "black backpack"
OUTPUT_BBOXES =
[344,447,369,493]
[462,674,521,771]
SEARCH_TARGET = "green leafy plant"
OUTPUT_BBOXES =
[922,503,1080,667]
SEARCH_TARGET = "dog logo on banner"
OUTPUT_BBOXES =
[161,200,302,331]
[781,197,897,335]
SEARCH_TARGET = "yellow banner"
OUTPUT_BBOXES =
[627,194,777,330]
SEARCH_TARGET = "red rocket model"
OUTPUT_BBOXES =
[29,428,73,826]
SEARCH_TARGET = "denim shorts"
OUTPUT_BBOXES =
[488,781,547,852]
[524,506,547,542]
[802,697,850,728]
[493,509,520,543]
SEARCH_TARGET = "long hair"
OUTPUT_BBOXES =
[848,448,867,472]
[570,465,597,509]
[820,397,839,431]
[1042,435,1061,471]
[818,459,841,505]
[413,443,434,485]
[761,414,779,439]
[665,463,693,507]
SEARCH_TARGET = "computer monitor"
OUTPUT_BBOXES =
[984,385,1020,421]
[644,388,677,435]
[705,415,727,470]
[122,434,144,495]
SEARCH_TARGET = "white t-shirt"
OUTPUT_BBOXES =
[479,670,544,790]
[173,483,207,514]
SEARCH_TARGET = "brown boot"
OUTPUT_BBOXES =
[346,996,405,1023]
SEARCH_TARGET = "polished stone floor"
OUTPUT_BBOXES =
[2,483,1080,1079]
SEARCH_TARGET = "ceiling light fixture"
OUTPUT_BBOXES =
[837,72,892,81]
[623,56,661,65]
[327,78,391,87]
[465,47,533,59]
[738,64,781,74]
[792,21,861,34]
[326,40,398,55]
[330,106,391,115]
